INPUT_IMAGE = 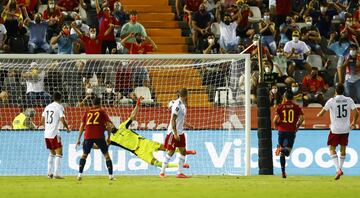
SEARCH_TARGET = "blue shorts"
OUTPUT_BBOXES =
[83,139,108,155]
[278,132,296,148]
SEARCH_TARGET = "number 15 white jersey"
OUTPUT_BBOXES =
[42,102,65,138]
[324,95,356,134]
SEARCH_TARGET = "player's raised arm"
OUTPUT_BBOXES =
[129,97,143,121]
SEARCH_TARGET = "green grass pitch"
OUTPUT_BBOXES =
[1,176,360,198]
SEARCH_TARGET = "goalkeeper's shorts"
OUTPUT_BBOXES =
[134,139,161,164]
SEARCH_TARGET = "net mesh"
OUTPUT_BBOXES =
[0,55,249,175]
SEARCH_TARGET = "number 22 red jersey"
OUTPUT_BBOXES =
[276,100,304,132]
[82,108,110,139]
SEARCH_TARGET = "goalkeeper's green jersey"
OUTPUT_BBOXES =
[110,118,143,151]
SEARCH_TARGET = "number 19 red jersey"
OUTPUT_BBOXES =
[82,108,110,139]
[276,100,304,132]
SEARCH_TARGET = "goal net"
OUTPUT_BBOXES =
[0,54,251,176]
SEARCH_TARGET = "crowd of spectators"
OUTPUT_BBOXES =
[1,0,360,107]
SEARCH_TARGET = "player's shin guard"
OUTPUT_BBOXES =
[48,154,55,175]
[280,154,286,173]
[160,154,171,174]
[339,155,346,170]
[79,158,86,173]
[54,155,62,176]
[331,154,340,171]
[178,155,185,174]
[106,160,113,175]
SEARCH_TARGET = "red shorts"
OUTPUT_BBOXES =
[164,133,186,150]
[327,131,349,146]
[45,136,62,150]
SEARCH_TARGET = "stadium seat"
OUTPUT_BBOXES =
[248,6,261,23]
[307,103,323,107]
[134,87,154,104]
[211,22,221,38]
[214,87,235,105]
[306,54,323,70]
[293,70,307,84]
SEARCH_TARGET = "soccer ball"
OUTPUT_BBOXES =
[168,100,174,110]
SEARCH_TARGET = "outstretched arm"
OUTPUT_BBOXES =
[317,108,327,117]
[129,97,143,121]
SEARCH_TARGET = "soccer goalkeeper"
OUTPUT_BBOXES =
[103,97,196,168]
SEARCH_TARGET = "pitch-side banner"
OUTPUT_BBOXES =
[0,130,359,176]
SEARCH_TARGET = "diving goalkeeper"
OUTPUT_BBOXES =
[103,97,196,168]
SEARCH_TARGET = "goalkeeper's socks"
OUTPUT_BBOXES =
[79,158,86,173]
[178,155,185,174]
[331,154,340,171]
[47,154,55,175]
[280,155,286,173]
[54,155,62,176]
[106,160,113,175]
[160,154,171,174]
[339,155,346,170]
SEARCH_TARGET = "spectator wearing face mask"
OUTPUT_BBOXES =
[301,67,326,106]
[304,2,342,38]
[95,0,120,54]
[339,17,360,43]
[284,30,312,76]
[263,60,278,90]
[72,22,102,54]
[24,13,51,53]
[43,0,63,42]
[300,16,323,57]
[102,81,116,106]
[291,82,303,105]
[120,10,147,43]
[269,85,282,107]
[70,14,89,35]
[279,16,299,45]
[50,24,78,54]
[202,33,220,54]
[121,32,157,54]
[259,11,277,55]
[339,44,360,103]
[328,30,351,72]
[272,45,295,85]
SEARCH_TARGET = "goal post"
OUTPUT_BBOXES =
[0,54,252,176]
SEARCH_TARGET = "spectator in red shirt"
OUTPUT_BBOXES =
[43,0,64,43]
[16,0,38,18]
[275,0,292,27]
[121,32,157,54]
[302,67,326,106]
[72,22,102,54]
[183,0,202,26]
[95,0,120,54]
[57,0,79,19]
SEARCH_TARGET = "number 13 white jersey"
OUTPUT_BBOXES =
[42,102,65,138]
[324,95,356,134]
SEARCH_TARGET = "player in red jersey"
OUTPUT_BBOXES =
[273,90,304,178]
[76,97,114,181]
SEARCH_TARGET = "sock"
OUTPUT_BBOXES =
[178,155,185,174]
[47,154,55,175]
[339,155,346,170]
[54,155,62,176]
[160,154,171,174]
[154,160,178,168]
[280,155,286,173]
[79,158,86,174]
[106,160,113,175]
[331,154,340,171]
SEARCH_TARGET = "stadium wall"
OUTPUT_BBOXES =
[0,130,359,176]
[0,107,356,130]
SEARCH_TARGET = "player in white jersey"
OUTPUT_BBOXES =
[317,84,359,180]
[41,92,70,179]
[160,88,192,178]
